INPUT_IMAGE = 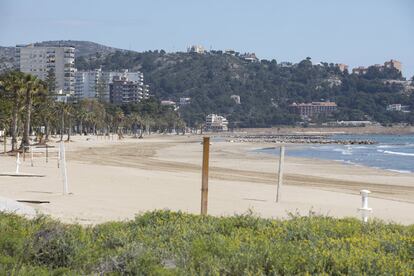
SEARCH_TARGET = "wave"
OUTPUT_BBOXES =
[387,169,412,174]
[376,145,394,149]
[383,150,414,157]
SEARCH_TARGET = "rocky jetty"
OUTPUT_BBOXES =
[224,134,376,145]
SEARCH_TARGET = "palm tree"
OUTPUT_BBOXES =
[128,112,142,138]
[20,74,46,150]
[0,71,26,151]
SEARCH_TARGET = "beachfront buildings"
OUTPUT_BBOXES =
[75,69,148,103]
[109,75,149,105]
[289,102,338,118]
[15,44,75,96]
[205,114,228,131]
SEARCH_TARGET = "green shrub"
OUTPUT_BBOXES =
[0,210,413,275]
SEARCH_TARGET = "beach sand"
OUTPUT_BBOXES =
[0,134,413,225]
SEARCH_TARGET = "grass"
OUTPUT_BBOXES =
[0,210,413,275]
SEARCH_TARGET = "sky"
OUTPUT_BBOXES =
[1,0,413,78]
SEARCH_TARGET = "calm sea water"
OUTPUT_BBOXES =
[259,134,414,173]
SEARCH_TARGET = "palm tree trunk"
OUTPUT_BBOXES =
[11,97,19,151]
[20,89,31,150]
[60,111,64,141]
[67,121,71,141]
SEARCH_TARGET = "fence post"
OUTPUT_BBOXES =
[200,136,210,215]
[16,152,21,174]
[276,146,285,203]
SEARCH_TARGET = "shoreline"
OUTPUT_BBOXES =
[0,134,413,225]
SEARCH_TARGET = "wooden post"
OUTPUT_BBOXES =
[276,146,285,203]
[200,136,210,215]
[23,146,26,161]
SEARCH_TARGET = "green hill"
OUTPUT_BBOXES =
[76,51,414,127]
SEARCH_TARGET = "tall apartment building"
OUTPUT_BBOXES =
[75,69,147,102]
[15,44,75,96]
[109,75,149,105]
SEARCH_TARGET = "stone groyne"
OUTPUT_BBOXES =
[224,134,376,145]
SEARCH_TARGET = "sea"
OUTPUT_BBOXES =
[259,134,414,174]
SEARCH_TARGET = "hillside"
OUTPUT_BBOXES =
[1,41,414,127]
[76,50,414,127]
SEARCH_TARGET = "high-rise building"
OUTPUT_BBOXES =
[75,69,147,102]
[15,44,75,96]
[109,75,149,105]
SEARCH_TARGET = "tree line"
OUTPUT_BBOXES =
[0,71,185,152]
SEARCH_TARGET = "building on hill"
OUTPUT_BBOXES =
[187,45,205,54]
[352,59,402,75]
[109,75,149,105]
[205,114,228,131]
[15,44,75,96]
[75,69,146,102]
[240,52,258,62]
[384,59,402,72]
[230,95,241,104]
[289,102,337,118]
[352,66,368,75]
[336,63,349,72]
[179,97,191,106]
[386,104,410,112]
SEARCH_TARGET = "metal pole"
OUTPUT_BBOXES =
[16,152,21,174]
[276,146,285,203]
[60,141,68,195]
[200,136,210,215]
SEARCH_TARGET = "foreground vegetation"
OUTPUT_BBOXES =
[1,210,413,275]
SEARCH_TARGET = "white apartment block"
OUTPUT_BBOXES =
[205,114,228,131]
[15,44,75,95]
[75,69,148,103]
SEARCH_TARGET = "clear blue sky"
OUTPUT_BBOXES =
[1,0,413,78]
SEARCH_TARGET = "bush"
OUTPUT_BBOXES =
[0,211,413,275]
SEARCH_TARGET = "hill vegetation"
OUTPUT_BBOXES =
[1,41,414,127]
[76,50,414,127]
[1,211,413,275]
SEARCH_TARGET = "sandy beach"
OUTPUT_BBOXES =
[0,134,413,225]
